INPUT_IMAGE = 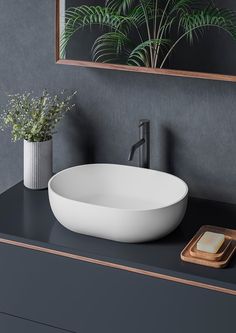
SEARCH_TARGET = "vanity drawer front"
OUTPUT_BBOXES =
[0,242,235,333]
[0,312,70,333]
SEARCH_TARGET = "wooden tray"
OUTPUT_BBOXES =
[189,234,232,261]
[181,225,236,268]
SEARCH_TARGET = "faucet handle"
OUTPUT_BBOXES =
[139,119,150,127]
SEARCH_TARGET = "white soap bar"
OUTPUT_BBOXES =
[197,231,225,254]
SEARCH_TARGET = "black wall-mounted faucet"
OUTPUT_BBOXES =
[128,119,150,168]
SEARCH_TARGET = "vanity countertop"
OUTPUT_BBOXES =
[0,182,236,295]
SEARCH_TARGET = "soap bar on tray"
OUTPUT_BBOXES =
[197,231,225,254]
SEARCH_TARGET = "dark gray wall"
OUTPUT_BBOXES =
[0,0,236,204]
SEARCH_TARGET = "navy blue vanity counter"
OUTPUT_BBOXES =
[0,182,235,295]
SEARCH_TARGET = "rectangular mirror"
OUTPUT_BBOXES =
[56,0,236,82]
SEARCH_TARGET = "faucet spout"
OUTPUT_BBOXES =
[128,119,150,168]
[128,138,145,161]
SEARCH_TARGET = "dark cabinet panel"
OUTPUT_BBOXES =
[0,243,235,333]
[0,313,71,333]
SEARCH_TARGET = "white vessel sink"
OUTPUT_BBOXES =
[48,164,188,243]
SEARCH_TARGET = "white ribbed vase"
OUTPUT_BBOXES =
[24,139,53,190]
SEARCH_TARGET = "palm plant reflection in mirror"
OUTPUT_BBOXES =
[60,0,236,68]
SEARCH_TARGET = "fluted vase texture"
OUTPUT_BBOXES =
[24,139,53,189]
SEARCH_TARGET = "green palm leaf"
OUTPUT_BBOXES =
[160,7,236,67]
[169,0,195,15]
[157,0,198,39]
[129,2,160,27]
[60,5,131,57]
[105,0,136,14]
[179,8,236,42]
[92,31,131,63]
[128,39,170,67]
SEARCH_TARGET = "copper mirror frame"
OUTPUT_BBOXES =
[55,0,236,82]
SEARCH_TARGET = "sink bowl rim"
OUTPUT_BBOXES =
[48,163,188,212]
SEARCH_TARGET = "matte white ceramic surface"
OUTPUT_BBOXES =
[48,164,188,243]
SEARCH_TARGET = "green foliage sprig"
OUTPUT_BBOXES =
[0,90,77,142]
